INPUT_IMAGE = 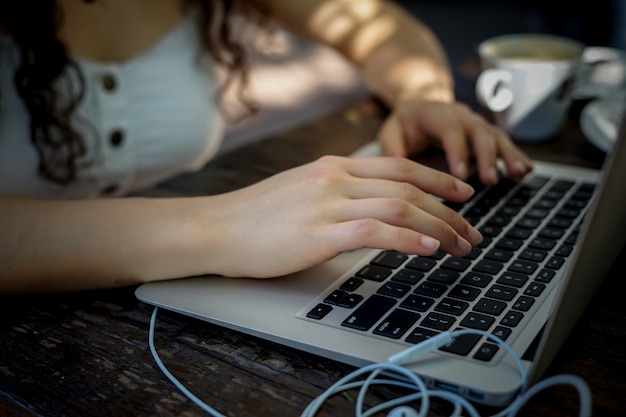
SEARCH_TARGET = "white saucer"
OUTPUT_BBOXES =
[573,47,626,100]
[580,92,626,152]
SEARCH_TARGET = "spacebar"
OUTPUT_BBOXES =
[341,295,396,331]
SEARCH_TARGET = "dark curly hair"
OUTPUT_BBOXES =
[0,0,261,184]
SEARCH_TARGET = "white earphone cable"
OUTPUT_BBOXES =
[148,306,592,417]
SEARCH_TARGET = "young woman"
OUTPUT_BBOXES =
[0,0,532,293]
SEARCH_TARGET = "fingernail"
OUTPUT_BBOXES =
[420,235,441,250]
[488,167,499,184]
[457,236,472,254]
[468,227,483,245]
[456,161,468,179]
[511,160,526,176]
[456,180,474,197]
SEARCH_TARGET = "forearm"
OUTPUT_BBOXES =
[0,196,218,293]
[352,1,455,107]
[251,0,454,106]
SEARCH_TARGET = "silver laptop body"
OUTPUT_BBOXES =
[136,108,626,407]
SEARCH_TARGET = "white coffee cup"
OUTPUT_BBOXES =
[476,33,585,142]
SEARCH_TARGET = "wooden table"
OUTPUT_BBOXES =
[1,98,624,417]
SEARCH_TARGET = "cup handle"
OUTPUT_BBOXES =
[476,69,514,112]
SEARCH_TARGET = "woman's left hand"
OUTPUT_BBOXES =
[377,97,534,186]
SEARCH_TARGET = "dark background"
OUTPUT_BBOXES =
[396,0,625,107]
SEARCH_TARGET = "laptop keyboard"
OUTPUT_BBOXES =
[298,172,596,363]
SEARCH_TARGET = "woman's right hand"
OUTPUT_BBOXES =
[0,155,482,293]
[199,155,483,279]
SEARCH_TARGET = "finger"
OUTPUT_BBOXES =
[378,115,409,158]
[455,108,532,180]
[436,124,471,181]
[398,104,472,180]
[494,132,534,177]
[338,177,480,240]
[324,216,472,258]
[464,124,501,186]
[340,156,475,202]
[332,197,482,252]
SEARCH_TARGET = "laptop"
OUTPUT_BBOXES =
[136,105,626,408]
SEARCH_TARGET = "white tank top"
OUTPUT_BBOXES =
[0,13,225,198]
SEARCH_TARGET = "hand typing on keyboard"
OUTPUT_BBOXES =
[377,98,534,186]
[208,155,485,279]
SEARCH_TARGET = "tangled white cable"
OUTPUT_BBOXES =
[148,307,592,417]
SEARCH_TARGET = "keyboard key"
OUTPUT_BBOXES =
[555,244,574,257]
[421,312,456,331]
[474,297,507,316]
[306,303,333,320]
[339,277,364,292]
[373,309,421,339]
[414,282,448,298]
[341,295,396,331]
[525,175,549,190]
[497,271,528,288]
[524,282,546,297]
[338,293,364,308]
[439,332,481,356]
[478,237,493,248]
[535,269,556,283]
[377,282,411,298]
[464,247,482,260]
[509,259,538,275]
[556,208,581,219]
[406,257,437,272]
[564,199,588,210]
[460,312,495,330]
[473,260,504,275]
[372,250,408,268]
[356,265,392,282]
[534,199,557,210]
[428,268,460,285]
[400,294,434,312]
[512,295,535,312]
[492,326,512,342]
[485,284,518,301]
[539,227,565,239]
[500,310,525,327]
[434,298,469,316]
[324,290,348,305]
[543,189,566,200]
[391,269,424,285]
[441,257,471,272]
[526,208,549,219]
[496,237,524,250]
[500,206,521,216]
[485,248,514,262]
[519,248,548,262]
[506,228,532,240]
[405,327,439,344]
[548,217,572,229]
[425,249,447,260]
[529,237,556,250]
[545,256,566,270]
[551,179,574,191]
[486,214,513,227]
[461,272,492,288]
[479,225,502,237]
[474,343,499,361]
[517,218,541,229]
[448,284,481,301]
